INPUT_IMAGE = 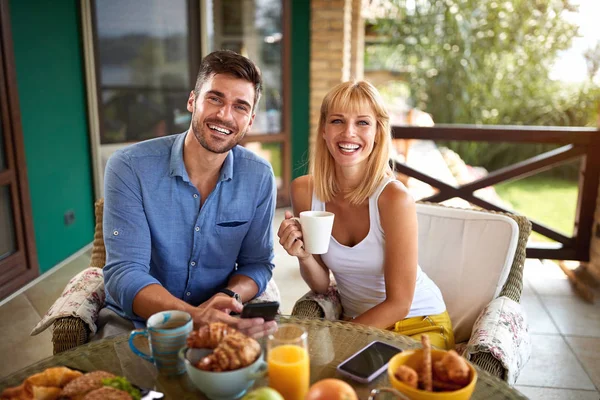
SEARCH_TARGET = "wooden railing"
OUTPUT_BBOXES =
[391,125,600,261]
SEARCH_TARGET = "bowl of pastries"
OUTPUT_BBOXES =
[387,336,477,400]
[0,366,147,400]
[179,322,267,400]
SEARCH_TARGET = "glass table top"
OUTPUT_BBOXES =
[0,317,526,399]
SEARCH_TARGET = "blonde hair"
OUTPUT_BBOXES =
[310,80,393,205]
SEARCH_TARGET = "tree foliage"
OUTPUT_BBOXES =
[366,0,599,127]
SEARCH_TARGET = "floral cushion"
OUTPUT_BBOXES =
[292,285,343,320]
[31,267,105,336]
[250,279,281,311]
[464,296,531,384]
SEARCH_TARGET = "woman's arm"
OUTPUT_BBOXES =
[352,181,418,328]
[277,176,331,293]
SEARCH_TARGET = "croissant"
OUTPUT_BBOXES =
[186,322,237,349]
[187,322,261,372]
[1,367,83,400]
[197,333,261,371]
[439,350,470,385]
[393,365,418,388]
[0,384,28,400]
[25,367,82,391]
[29,387,62,400]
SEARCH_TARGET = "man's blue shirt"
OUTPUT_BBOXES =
[102,132,276,323]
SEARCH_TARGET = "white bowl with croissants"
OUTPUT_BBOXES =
[179,322,267,400]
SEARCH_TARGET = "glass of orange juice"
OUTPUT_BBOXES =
[267,324,310,400]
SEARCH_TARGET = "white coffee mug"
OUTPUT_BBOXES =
[292,211,335,254]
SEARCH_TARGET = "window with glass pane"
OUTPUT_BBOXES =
[0,185,16,261]
[94,0,193,144]
[206,0,283,135]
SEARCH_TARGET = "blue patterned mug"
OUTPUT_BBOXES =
[129,310,193,375]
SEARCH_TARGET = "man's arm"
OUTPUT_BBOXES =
[103,151,194,320]
[103,151,159,319]
[229,168,276,300]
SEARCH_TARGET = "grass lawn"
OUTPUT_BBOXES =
[495,177,579,243]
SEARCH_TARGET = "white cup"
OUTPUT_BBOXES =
[292,211,335,254]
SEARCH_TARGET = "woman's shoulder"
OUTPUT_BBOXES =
[291,175,313,212]
[291,175,312,194]
[378,180,415,215]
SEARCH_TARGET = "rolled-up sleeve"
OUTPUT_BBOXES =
[234,168,276,296]
[103,151,161,319]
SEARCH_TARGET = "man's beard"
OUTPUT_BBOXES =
[191,116,245,154]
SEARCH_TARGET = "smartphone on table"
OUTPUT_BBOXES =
[240,301,280,321]
[336,341,402,383]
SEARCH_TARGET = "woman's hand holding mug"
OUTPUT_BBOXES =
[278,211,311,259]
[278,210,335,257]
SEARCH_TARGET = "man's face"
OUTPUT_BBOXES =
[187,74,256,154]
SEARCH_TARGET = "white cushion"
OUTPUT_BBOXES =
[416,204,519,343]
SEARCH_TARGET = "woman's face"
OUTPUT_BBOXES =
[322,106,377,169]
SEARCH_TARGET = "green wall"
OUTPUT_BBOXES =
[10,0,94,273]
[291,1,310,179]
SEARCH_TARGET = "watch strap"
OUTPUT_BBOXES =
[218,288,241,302]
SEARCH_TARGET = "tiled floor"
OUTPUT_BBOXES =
[0,209,599,399]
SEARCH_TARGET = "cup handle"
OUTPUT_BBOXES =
[128,329,154,363]
[248,361,268,380]
[368,388,410,400]
[290,217,300,224]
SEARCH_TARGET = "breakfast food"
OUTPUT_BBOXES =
[187,322,261,372]
[0,368,139,400]
[82,386,133,400]
[25,367,83,391]
[1,366,83,400]
[61,370,116,399]
[393,365,418,389]
[393,334,472,392]
[305,378,358,400]
[420,335,433,391]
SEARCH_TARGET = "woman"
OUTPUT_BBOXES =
[277,81,454,349]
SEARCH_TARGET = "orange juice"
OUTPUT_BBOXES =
[268,344,310,400]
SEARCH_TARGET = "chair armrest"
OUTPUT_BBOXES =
[464,296,531,384]
[247,279,282,313]
[31,267,105,354]
[52,317,90,354]
[291,286,343,320]
[498,213,531,302]
[469,351,506,380]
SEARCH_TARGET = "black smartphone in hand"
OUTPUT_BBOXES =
[240,301,280,321]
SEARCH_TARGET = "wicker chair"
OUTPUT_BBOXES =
[51,198,281,354]
[52,199,106,353]
[292,202,532,381]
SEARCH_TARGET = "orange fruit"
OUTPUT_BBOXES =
[305,378,358,400]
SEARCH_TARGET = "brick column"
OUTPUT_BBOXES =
[310,0,353,146]
[349,0,365,80]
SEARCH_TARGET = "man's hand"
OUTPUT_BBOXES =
[192,295,277,339]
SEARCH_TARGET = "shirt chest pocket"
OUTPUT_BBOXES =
[209,220,250,266]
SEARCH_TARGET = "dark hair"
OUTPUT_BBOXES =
[194,50,262,111]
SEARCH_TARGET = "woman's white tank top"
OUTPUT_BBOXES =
[313,178,446,318]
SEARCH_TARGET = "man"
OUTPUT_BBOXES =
[99,50,277,339]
